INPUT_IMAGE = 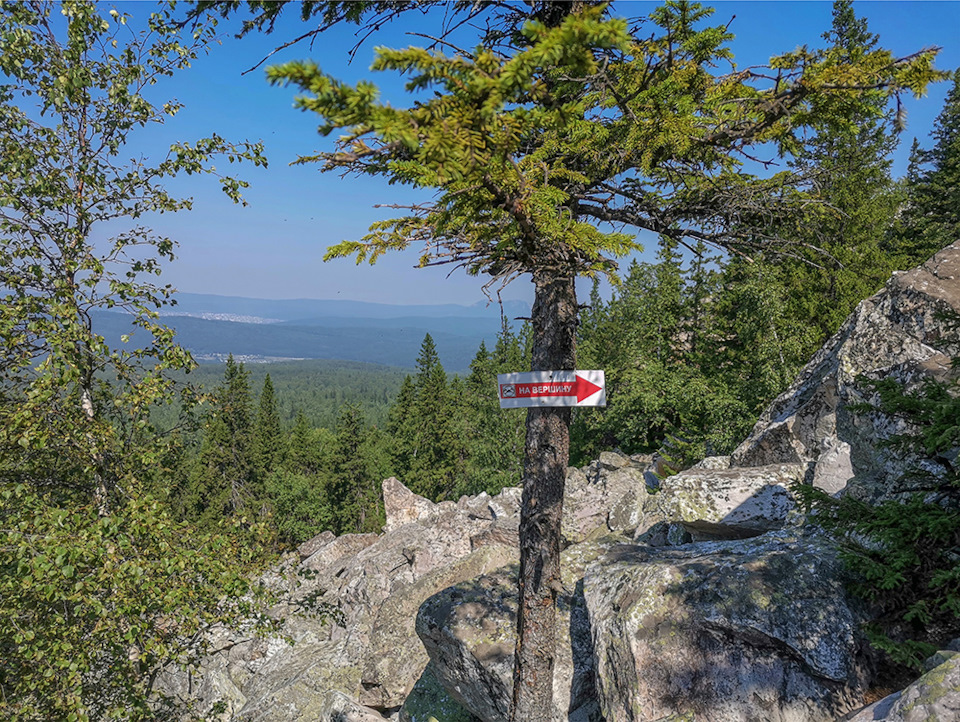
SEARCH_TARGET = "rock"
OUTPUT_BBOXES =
[598,450,631,470]
[359,544,517,709]
[169,477,519,721]
[842,654,960,721]
[384,477,439,531]
[316,691,388,722]
[301,532,379,572]
[417,538,621,722]
[692,455,732,470]
[297,530,336,561]
[400,663,479,722]
[732,242,960,502]
[584,530,869,722]
[564,458,655,542]
[656,463,805,540]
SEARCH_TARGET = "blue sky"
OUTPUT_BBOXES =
[119,1,960,307]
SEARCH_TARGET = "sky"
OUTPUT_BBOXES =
[108,1,960,307]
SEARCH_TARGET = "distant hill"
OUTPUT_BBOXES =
[165,293,530,323]
[94,293,530,372]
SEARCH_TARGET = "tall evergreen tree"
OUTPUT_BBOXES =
[775,0,901,339]
[189,355,262,524]
[255,373,285,477]
[327,404,382,534]
[457,326,529,497]
[386,375,416,480]
[895,69,960,261]
[394,334,460,500]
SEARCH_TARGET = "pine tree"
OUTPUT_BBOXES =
[895,69,960,261]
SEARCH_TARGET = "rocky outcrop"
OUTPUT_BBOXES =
[654,463,805,540]
[732,241,960,502]
[164,456,649,722]
[585,530,868,722]
[166,245,960,722]
[416,538,621,722]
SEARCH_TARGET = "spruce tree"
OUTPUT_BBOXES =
[255,373,285,477]
[386,375,416,482]
[404,334,459,500]
[895,69,960,261]
[327,404,381,534]
[776,0,901,340]
[191,356,261,523]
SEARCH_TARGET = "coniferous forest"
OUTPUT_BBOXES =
[2,1,959,720]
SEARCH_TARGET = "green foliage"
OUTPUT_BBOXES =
[255,374,286,476]
[0,4,268,717]
[180,356,266,526]
[0,484,278,722]
[326,404,387,534]
[455,326,530,497]
[770,0,903,341]
[893,69,960,263]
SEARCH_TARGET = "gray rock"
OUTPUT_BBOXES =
[170,477,518,721]
[298,530,336,561]
[842,654,960,721]
[732,242,960,502]
[564,459,655,542]
[384,477,440,531]
[359,544,518,709]
[656,463,805,539]
[417,538,621,722]
[598,450,631,470]
[585,530,870,722]
[691,455,732,471]
[400,663,479,722]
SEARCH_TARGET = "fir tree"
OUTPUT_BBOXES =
[327,404,382,534]
[776,0,901,340]
[401,334,460,500]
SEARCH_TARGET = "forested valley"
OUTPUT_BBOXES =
[2,0,959,719]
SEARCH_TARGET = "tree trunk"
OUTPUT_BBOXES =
[511,269,578,722]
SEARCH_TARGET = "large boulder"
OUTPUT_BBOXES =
[584,530,870,722]
[732,241,960,501]
[655,463,805,540]
[416,537,622,722]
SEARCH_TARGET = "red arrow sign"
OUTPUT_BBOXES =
[507,375,603,403]
[497,370,605,408]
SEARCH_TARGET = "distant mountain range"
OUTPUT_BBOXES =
[93,293,531,372]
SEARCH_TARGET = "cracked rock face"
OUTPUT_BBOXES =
[583,531,870,722]
[732,241,960,502]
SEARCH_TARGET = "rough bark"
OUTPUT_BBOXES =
[511,270,578,722]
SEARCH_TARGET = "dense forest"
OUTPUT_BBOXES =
[1,0,959,719]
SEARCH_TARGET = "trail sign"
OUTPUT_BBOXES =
[497,370,606,408]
